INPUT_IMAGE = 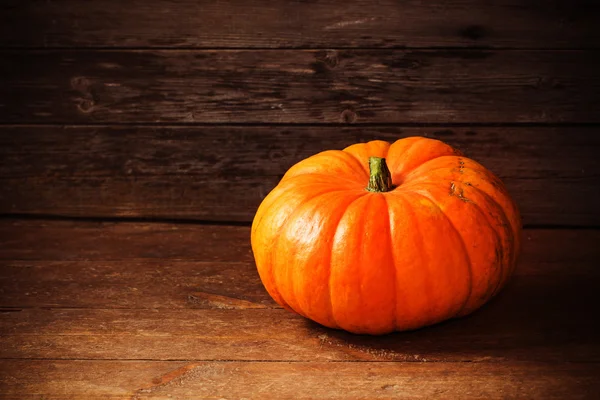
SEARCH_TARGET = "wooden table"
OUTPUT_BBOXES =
[1,1,599,398]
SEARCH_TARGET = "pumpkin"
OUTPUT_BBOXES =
[251,137,521,335]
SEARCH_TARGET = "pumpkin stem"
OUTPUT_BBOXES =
[366,157,394,192]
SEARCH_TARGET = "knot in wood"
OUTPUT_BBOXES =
[340,109,357,123]
[315,50,339,70]
[77,99,95,113]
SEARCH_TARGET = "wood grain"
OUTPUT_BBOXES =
[0,220,253,262]
[2,221,598,263]
[1,0,598,49]
[1,50,598,124]
[1,360,597,400]
[1,226,598,397]
[1,277,598,362]
[1,223,599,311]
[1,126,598,225]
[1,221,599,362]
[0,261,275,310]
[1,1,598,398]
[1,229,598,310]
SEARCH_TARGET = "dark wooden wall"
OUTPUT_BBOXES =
[0,0,599,228]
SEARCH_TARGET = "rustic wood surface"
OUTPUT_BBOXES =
[1,126,599,225]
[1,0,599,398]
[1,361,598,399]
[1,0,598,49]
[1,50,599,124]
[0,289,598,362]
[2,219,597,264]
[0,221,599,397]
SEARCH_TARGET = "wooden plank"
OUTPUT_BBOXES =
[0,277,598,362]
[0,220,253,262]
[0,227,598,362]
[0,0,598,49]
[1,224,599,310]
[0,235,597,309]
[1,126,598,226]
[0,50,598,124]
[0,261,275,309]
[1,221,598,263]
[0,360,598,399]
[1,222,599,264]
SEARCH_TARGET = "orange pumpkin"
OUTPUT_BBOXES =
[251,137,521,335]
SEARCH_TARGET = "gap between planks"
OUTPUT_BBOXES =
[2,47,600,51]
[4,214,600,231]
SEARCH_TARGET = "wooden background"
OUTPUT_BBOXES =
[0,0,599,398]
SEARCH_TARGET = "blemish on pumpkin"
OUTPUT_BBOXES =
[458,158,465,174]
[449,181,473,203]
[457,191,472,203]
[450,181,457,195]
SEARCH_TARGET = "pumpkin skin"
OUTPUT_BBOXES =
[251,137,521,335]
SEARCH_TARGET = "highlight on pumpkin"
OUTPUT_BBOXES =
[251,136,521,335]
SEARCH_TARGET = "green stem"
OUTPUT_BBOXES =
[366,157,394,192]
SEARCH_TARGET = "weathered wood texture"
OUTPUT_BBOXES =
[1,291,598,362]
[3,220,597,263]
[0,261,274,310]
[1,50,598,124]
[1,126,598,226]
[1,221,599,363]
[1,0,598,49]
[0,360,598,400]
[0,220,253,262]
[1,1,599,398]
